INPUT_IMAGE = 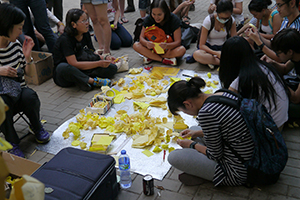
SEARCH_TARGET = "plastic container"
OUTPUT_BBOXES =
[119,150,132,189]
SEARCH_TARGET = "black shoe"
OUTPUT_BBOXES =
[77,83,92,92]
[125,6,135,13]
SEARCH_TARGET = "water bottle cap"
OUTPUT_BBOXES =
[121,150,126,154]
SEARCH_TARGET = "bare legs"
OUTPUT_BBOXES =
[133,42,186,61]
[84,3,111,54]
[193,50,220,65]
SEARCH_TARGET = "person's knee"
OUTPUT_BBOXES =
[167,149,180,166]
[177,46,186,57]
[133,42,142,52]
[110,38,122,50]
[106,64,118,78]
[56,63,73,74]
[23,89,40,107]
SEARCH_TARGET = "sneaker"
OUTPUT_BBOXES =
[33,127,51,144]
[93,77,111,87]
[162,58,177,66]
[8,143,25,158]
[208,64,215,69]
[143,56,152,64]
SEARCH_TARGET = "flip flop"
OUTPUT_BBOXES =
[121,16,129,23]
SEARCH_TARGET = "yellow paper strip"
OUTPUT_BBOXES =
[153,43,165,54]
[96,136,114,146]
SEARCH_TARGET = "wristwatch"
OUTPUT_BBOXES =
[258,43,265,50]
[189,141,197,149]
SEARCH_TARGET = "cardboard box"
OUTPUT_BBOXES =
[1,151,41,177]
[25,51,54,85]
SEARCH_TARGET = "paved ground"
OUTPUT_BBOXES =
[4,0,300,199]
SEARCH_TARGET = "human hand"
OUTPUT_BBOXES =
[58,24,65,34]
[146,41,155,50]
[159,42,168,50]
[0,66,18,78]
[261,55,273,63]
[180,129,197,138]
[247,27,262,45]
[177,139,193,148]
[98,60,112,68]
[208,4,216,13]
[215,51,221,59]
[113,22,118,30]
[22,36,34,60]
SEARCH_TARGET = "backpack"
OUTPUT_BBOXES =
[144,25,173,43]
[205,89,288,187]
[196,14,232,48]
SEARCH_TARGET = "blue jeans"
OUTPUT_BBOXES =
[11,0,57,52]
[111,22,133,50]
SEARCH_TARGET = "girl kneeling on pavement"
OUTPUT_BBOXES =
[53,8,117,92]
[133,0,186,66]
[167,77,254,186]
[192,0,236,69]
[0,3,50,158]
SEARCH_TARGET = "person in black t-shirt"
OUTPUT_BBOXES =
[133,0,186,66]
[53,8,117,92]
[267,28,300,119]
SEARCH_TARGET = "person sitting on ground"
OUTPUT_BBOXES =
[52,8,117,92]
[192,0,236,69]
[0,3,50,158]
[237,0,282,41]
[219,36,289,130]
[208,0,244,30]
[167,76,254,186]
[170,0,195,24]
[106,0,133,50]
[265,28,300,119]
[133,0,186,66]
[247,0,300,62]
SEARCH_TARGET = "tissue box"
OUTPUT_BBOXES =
[86,95,113,115]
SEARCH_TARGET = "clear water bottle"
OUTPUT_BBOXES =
[119,150,132,189]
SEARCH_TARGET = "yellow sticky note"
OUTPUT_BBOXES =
[142,149,154,157]
[153,43,165,54]
[96,136,114,146]
[169,77,181,83]
[211,83,217,88]
[133,102,150,109]
[114,94,125,104]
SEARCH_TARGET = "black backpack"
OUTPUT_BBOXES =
[205,89,288,187]
[196,14,232,48]
[133,18,144,42]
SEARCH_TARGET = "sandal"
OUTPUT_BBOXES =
[121,16,129,23]
[95,49,104,55]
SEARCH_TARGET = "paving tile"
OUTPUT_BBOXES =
[283,166,300,178]
[288,186,300,199]
[168,168,183,180]
[56,108,76,119]
[155,178,182,192]
[279,174,300,188]
[211,192,248,200]
[127,174,143,194]
[116,190,140,200]
[157,189,193,200]
[248,189,269,200]
[178,184,199,196]
[27,150,48,163]
[258,183,288,196]
[193,188,214,200]
[268,194,299,200]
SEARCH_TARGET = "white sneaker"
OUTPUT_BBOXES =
[143,56,152,64]
[162,58,177,66]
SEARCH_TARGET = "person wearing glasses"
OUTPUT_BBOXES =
[247,0,300,62]
[52,9,117,92]
[192,0,236,69]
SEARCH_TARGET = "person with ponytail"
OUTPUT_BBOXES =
[167,76,254,186]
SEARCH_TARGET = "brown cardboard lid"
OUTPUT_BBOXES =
[1,151,41,177]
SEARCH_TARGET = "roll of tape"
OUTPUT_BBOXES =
[105,89,116,98]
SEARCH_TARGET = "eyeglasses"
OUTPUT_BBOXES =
[77,19,89,24]
[276,2,287,8]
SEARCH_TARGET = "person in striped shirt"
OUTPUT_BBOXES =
[167,77,254,186]
[0,3,50,158]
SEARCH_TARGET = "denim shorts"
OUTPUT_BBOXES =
[81,0,108,5]
[139,0,150,10]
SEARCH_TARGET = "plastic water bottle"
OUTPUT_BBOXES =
[119,150,132,188]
